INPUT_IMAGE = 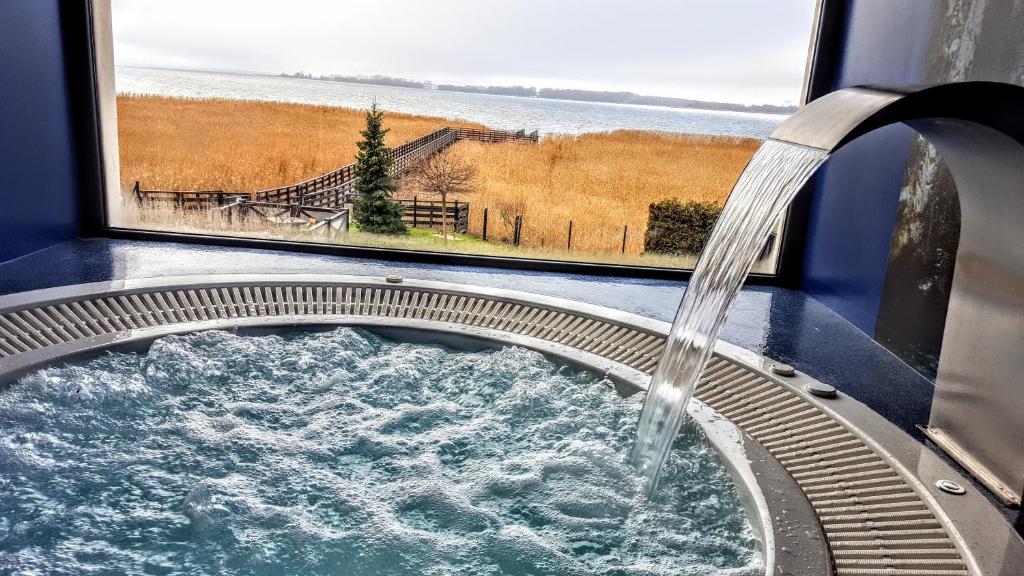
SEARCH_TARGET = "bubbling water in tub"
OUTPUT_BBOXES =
[0,328,762,575]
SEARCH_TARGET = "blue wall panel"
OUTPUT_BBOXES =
[798,0,937,333]
[802,127,913,332]
[0,1,78,263]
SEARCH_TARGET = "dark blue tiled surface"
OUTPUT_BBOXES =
[0,239,934,434]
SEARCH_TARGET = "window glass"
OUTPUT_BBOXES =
[107,0,817,272]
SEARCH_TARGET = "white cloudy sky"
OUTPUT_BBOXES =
[111,0,818,106]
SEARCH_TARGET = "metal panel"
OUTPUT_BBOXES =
[913,121,1024,507]
[769,82,1024,506]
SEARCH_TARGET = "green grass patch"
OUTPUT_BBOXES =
[347,223,489,250]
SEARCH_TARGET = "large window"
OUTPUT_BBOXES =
[100,0,818,273]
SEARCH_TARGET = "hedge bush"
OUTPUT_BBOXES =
[643,198,723,256]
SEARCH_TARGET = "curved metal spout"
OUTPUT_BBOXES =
[770,81,1024,152]
[632,80,1024,511]
[771,81,1024,506]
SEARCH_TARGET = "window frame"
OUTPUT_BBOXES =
[67,0,834,284]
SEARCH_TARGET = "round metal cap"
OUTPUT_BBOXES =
[385,275,404,284]
[935,479,966,495]
[770,363,796,377]
[805,382,838,399]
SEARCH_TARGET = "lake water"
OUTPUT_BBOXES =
[117,67,786,138]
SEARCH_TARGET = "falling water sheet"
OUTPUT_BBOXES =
[632,140,829,491]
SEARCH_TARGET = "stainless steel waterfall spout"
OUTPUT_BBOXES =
[771,81,1024,506]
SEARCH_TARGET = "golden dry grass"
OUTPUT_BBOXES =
[117,95,761,262]
[425,132,759,255]
[117,94,484,192]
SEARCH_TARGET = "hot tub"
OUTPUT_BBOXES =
[0,275,990,575]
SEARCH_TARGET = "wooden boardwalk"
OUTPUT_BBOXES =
[133,127,539,231]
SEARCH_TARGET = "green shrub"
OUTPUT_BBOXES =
[643,199,722,256]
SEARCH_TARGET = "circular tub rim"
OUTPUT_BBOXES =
[0,273,1001,576]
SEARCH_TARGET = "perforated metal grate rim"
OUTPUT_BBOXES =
[0,280,970,576]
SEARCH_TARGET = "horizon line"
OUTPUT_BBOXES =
[115,63,799,110]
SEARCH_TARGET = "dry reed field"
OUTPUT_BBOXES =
[117,94,484,192]
[118,95,761,263]
[434,132,759,255]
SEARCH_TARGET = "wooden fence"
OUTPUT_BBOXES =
[399,198,469,233]
[133,127,538,212]
[132,182,248,208]
[131,127,542,240]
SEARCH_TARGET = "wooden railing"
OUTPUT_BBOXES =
[453,128,539,143]
[132,181,248,208]
[254,127,461,206]
[253,127,534,207]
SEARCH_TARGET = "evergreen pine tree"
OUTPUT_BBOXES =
[352,103,406,234]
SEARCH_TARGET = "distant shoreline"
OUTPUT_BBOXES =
[280,71,798,115]
[115,65,796,116]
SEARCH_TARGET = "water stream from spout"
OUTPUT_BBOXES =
[631,139,830,491]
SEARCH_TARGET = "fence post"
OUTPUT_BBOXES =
[453,200,459,233]
[482,208,489,241]
[513,215,523,247]
[621,224,628,254]
[413,196,418,228]
[567,220,573,251]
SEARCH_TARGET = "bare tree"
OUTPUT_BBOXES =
[495,196,528,240]
[405,150,477,242]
